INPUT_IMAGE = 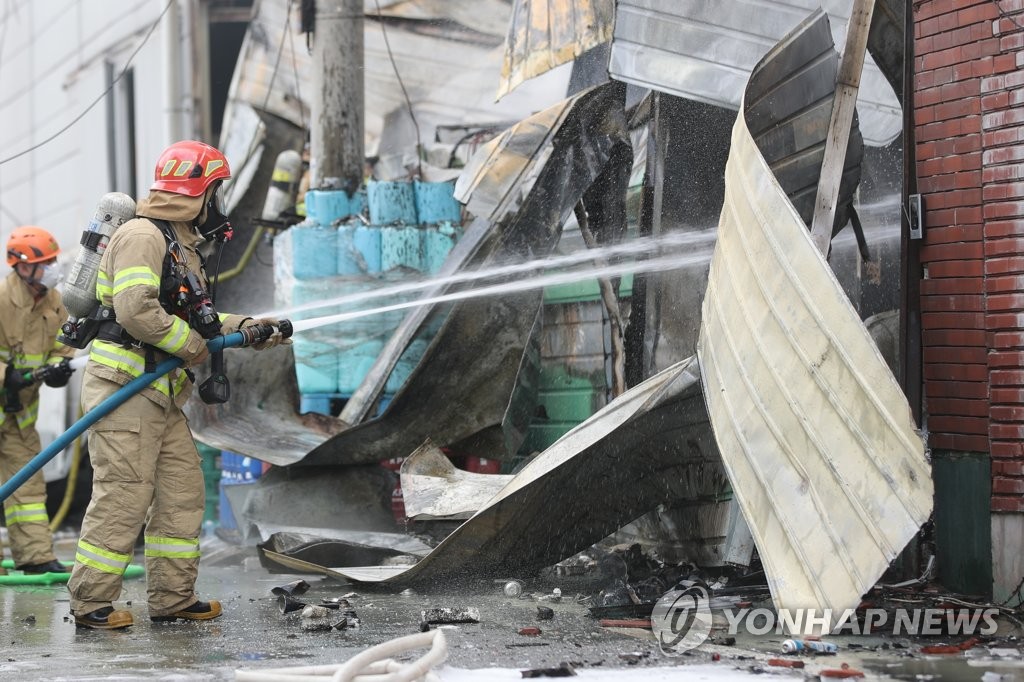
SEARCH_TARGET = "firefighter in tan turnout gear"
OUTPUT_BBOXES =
[68,140,287,630]
[0,227,76,576]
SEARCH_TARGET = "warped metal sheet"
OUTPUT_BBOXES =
[299,82,630,467]
[187,346,334,467]
[696,22,931,614]
[868,0,905,105]
[497,0,615,99]
[608,0,902,146]
[256,531,430,572]
[400,440,513,520]
[263,357,728,585]
[744,10,862,237]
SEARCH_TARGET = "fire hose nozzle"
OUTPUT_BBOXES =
[238,319,293,347]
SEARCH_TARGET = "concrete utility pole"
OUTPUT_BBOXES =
[310,0,364,194]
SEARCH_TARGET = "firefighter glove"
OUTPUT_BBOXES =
[4,364,34,391]
[41,358,74,388]
[241,317,292,351]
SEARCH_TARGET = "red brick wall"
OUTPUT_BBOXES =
[914,0,1024,511]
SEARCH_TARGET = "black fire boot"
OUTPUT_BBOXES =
[19,559,71,574]
[75,606,134,630]
[151,600,223,622]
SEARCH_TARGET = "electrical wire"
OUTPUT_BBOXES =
[0,0,173,168]
[374,0,423,179]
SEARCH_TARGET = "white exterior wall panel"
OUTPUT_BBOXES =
[0,0,198,477]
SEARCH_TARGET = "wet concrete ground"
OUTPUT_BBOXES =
[1,533,1022,680]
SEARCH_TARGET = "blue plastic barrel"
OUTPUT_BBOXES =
[288,224,338,279]
[367,180,417,225]
[422,222,462,274]
[381,225,422,272]
[305,189,366,224]
[338,222,382,275]
[414,181,462,224]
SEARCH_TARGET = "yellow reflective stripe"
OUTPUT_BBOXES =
[76,539,131,575]
[204,159,224,177]
[12,353,45,369]
[6,502,48,524]
[90,341,185,398]
[171,369,189,394]
[112,266,159,295]
[144,536,200,559]
[91,341,146,375]
[96,271,113,299]
[272,168,294,182]
[155,317,190,354]
[16,398,38,429]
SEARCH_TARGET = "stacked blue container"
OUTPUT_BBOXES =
[286,181,463,416]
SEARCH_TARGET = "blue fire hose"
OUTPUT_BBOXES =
[0,324,288,504]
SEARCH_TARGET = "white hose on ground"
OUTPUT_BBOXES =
[234,629,447,682]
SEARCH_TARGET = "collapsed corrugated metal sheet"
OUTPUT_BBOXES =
[400,440,513,520]
[497,0,614,99]
[608,0,902,146]
[744,10,863,237]
[263,357,729,584]
[298,81,630,466]
[696,13,931,615]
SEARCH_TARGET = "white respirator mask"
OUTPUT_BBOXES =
[35,262,62,290]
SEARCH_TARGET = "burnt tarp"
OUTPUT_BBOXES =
[263,357,728,586]
[296,81,631,467]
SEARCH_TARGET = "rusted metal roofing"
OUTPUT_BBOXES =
[497,0,614,99]
[696,14,931,615]
[609,0,902,146]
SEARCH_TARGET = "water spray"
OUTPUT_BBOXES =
[289,250,707,335]
[258,229,717,319]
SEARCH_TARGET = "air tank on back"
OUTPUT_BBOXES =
[62,192,136,318]
[262,149,302,221]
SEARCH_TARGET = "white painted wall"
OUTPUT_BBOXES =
[0,0,200,478]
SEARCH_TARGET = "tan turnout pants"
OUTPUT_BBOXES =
[68,376,205,617]
[0,419,58,566]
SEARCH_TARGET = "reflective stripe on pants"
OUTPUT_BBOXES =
[0,419,56,566]
[68,375,204,617]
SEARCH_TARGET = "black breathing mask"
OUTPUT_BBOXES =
[196,183,233,243]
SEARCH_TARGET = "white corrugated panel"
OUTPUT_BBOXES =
[697,102,931,614]
[609,0,902,146]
